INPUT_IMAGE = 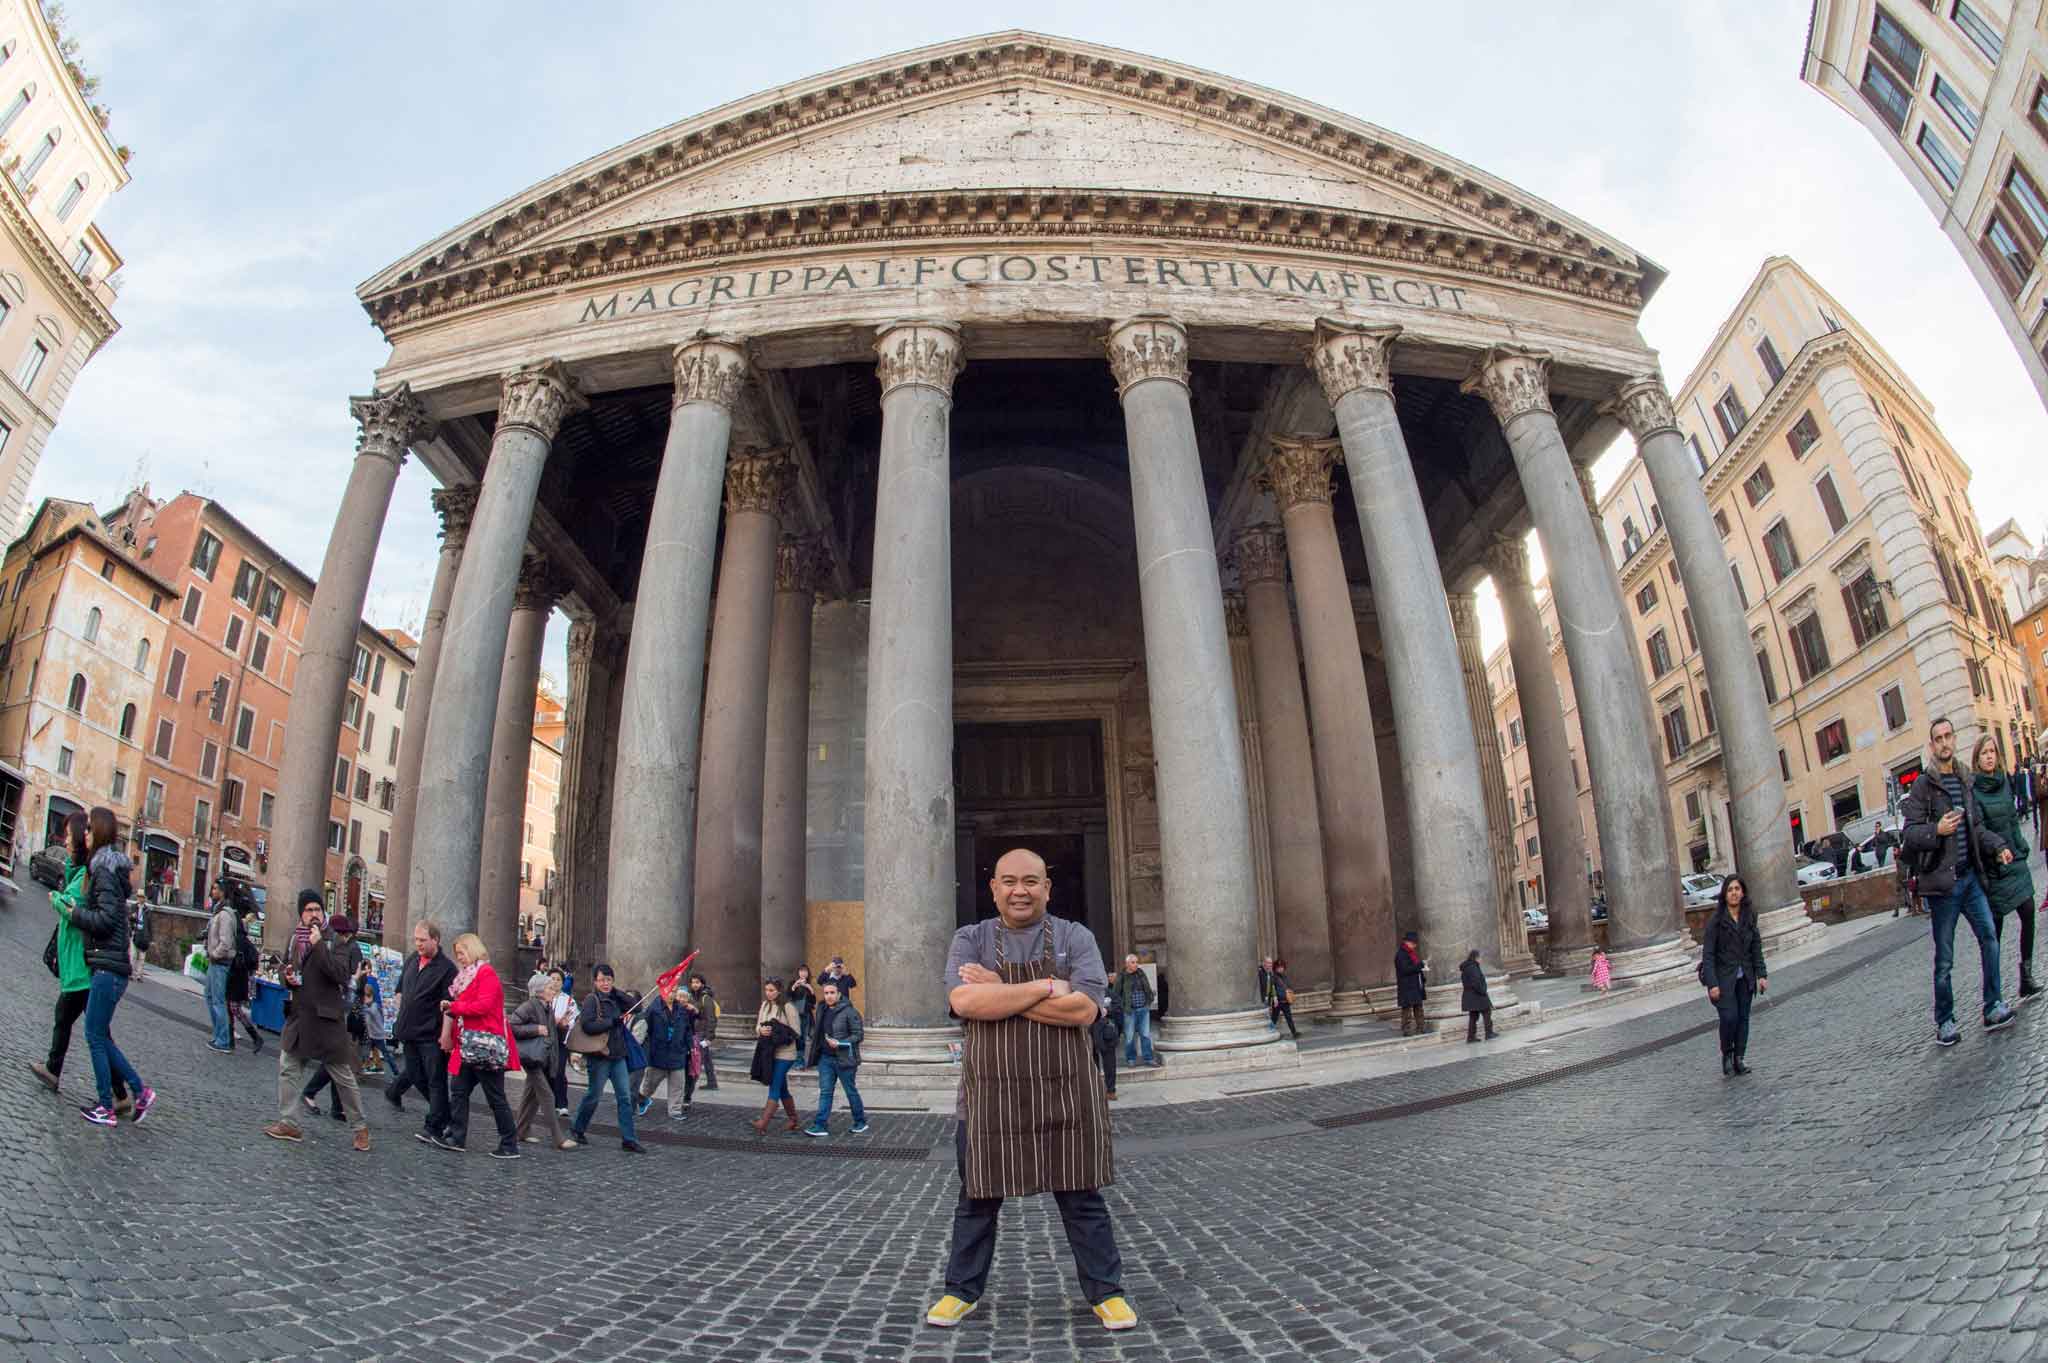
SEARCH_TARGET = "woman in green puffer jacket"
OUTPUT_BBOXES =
[29,812,128,1109]
[1972,735,2039,1002]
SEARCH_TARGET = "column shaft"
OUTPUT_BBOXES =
[385,484,474,948]
[606,340,744,987]
[762,539,821,986]
[1487,539,1597,968]
[1468,348,1682,964]
[1110,317,1270,1048]
[563,620,626,967]
[1614,380,1799,920]
[1450,590,1536,977]
[1313,322,1506,986]
[1235,535,1335,1008]
[408,362,580,941]
[265,386,427,950]
[862,321,963,1060]
[476,559,556,971]
[690,453,789,1016]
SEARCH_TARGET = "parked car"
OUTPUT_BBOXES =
[1803,832,1853,862]
[1680,872,1724,909]
[1522,905,1549,931]
[28,841,66,888]
[1795,856,1837,887]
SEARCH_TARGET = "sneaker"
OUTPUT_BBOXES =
[558,1139,579,1151]
[1092,1296,1139,1331]
[1937,1020,1961,1047]
[804,1125,830,1138]
[522,1135,540,1144]
[489,1147,521,1160]
[207,1042,233,1054]
[131,1088,157,1123]
[112,1093,135,1118]
[621,1140,644,1153]
[563,1133,587,1149]
[27,1062,57,1093]
[555,1107,569,1118]
[850,1122,870,1134]
[1986,1002,2018,1032]
[430,1134,465,1153]
[79,1104,117,1127]
[636,1097,653,1117]
[301,1095,318,1114]
[351,1129,370,1154]
[925,1295,977,1328]
[1106,1091,1119,1101]
[414,1130,438,1145]
[263,1121,303,1143]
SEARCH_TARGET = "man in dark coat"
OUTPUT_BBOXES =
[1394,932,1428,1036]
[386,918,457,1143]
[1901,717,2016,1047]
[263,915,368,1151]
[1459,950,1495,1043]
[636,976,697,1120]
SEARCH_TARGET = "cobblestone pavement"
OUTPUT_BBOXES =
[3,879,2047,1363]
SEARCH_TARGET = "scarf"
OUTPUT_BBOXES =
[448,960,482,1005]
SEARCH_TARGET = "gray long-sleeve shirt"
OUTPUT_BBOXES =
[944,913,1109,1118]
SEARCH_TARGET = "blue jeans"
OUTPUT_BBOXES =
[85,970,142,1110]
[572,1055,638,1144]
[813,1055,865,1128]
[1931,868,2002,1026]
[766,1058,795,1102]
[205,962,231,1048]
[1122,1006,1154,1063]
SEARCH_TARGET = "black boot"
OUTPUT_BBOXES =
[1731,1053,1751,1076]
[2021,968,2042,1003]
[1721,1051,1732,1077]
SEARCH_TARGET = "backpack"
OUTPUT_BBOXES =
[233,921,259,974]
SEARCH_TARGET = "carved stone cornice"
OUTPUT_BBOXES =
[513,551,566,613]
[1222,589,1248,638]
[350,383,431,467]
[430,484,480,552]
[1260,436,1340,511]
[775,534,829,594]
[874,320,964,397]
[1234,523,1289,585]
[496,360,584,442]
[1461,345,1554,426]
[1308,318,1398,406]
[724,449,793,518]
[673,334,748,410]
[1604,373,1678,442]
[1106,315,1189,397]
[1482,533,1530,588]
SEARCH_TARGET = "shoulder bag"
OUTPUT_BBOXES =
[567,996,612,1055]
[458,1024,509,1071]
[42,925,59,978]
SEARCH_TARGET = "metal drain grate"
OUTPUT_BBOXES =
[1310,928,1918,1132]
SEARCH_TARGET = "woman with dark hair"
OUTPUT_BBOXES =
[1700,875,1767,1077]
[790,965,817,1068]
[1459,950,1496,1043]
[28,811,130,1109]
[70,807,155,1125]
[1972,734,2039,1001]
[1268,957,1301,1040]
[225,907,262,1054]
[748,976,803,1133]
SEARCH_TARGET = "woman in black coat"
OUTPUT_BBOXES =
[69,807,154,1124]
[1459,950,1495,1043]
[1700,875,1768,1076]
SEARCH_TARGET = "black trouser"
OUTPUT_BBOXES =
[1092,1031,1117,1095]
[1713,976,1755,1057]
[389,1040,451,1137]
[944,1121,1121,1306]
[48,987,127,1096]
[445,1064,516,1152]
[302,1063,347,1116]
[1270,1001,1299,1038]
[1466,1008,1494,1041]
[549,1046,569,1110]
[1995,905,2036,978]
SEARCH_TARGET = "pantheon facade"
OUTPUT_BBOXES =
[265,33,1805,1062]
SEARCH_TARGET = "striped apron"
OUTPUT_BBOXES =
[961,918,1114,1199]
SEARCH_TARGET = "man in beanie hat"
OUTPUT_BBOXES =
[284,889,324,991]
[264,913,369,1151]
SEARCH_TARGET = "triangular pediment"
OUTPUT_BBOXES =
[361,32,1655,319]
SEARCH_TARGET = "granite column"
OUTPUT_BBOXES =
[1449,588,1536,977]
[477,553,560,971]
[762,536,823,988]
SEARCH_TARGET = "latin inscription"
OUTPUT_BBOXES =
[575,253,1473,325]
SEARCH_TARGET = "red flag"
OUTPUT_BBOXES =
[656,950,699,996]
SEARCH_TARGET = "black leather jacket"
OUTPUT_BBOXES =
[1699,907,1766,993]
[72,845,135,977]
[1901,765,2007,899]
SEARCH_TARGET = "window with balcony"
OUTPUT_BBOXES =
[1662,703,1692,761]
[1714,387,1749,442]
[1815,472,1849,534]
[1647,628,1673,679]
[1815,717,1850,765]
[1743,462,1775,507]
[1790,613,1832,682]
[1764,520,1801,583]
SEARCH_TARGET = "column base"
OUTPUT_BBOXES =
[1155,1007,1280,1052]
[1502,947,1540,980]
[1323,987,1376,1020]
[1421,972,1520,1021]
[1543,942,1597,977]
[1602,934,1698,989]
[1289,987,1334,1017]
[858,1022,962,1065]
[1757,900,1824,952]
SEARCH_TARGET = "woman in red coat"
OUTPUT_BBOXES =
[434,931,523,1158]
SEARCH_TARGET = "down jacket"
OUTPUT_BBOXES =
[73,845,137,977]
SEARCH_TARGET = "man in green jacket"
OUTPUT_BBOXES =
[28,814,129,1112]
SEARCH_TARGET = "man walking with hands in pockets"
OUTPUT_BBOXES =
[926,847,1135,1333]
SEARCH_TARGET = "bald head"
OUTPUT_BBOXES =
[989,848,1051,929]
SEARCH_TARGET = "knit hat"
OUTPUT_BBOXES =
[1402,931,1419,944]
[298,888,323,913]
[592,962,614,980]
[327,914,357,936]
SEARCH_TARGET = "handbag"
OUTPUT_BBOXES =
[567,996,612,1055]
[458,1025,509,1071]
[43,925,59,978]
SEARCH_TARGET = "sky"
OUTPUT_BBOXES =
[29,0,2048,681]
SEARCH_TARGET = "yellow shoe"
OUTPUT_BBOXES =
[1093,1295,1138,1330]
[925,1294,977,1328]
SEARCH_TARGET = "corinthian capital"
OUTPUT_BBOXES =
[1461,346,1554,425]
[497,360,584,441]
[1603,374,1679,442]
[724,448,793,518]
[674,334,748,410]
[1222,589,1248,638]
[1481,533,1530,588]
[1233,523,1290,586]
[1260,436,1341,511]
[1308,318,1398,405]
[430,484,480,552]
[349,383,430,467]
[1447,589,1481,643]
[775,534,829,595]
[513,550,565,613]
[1105,315,1189,397]
[874,320,964,397]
